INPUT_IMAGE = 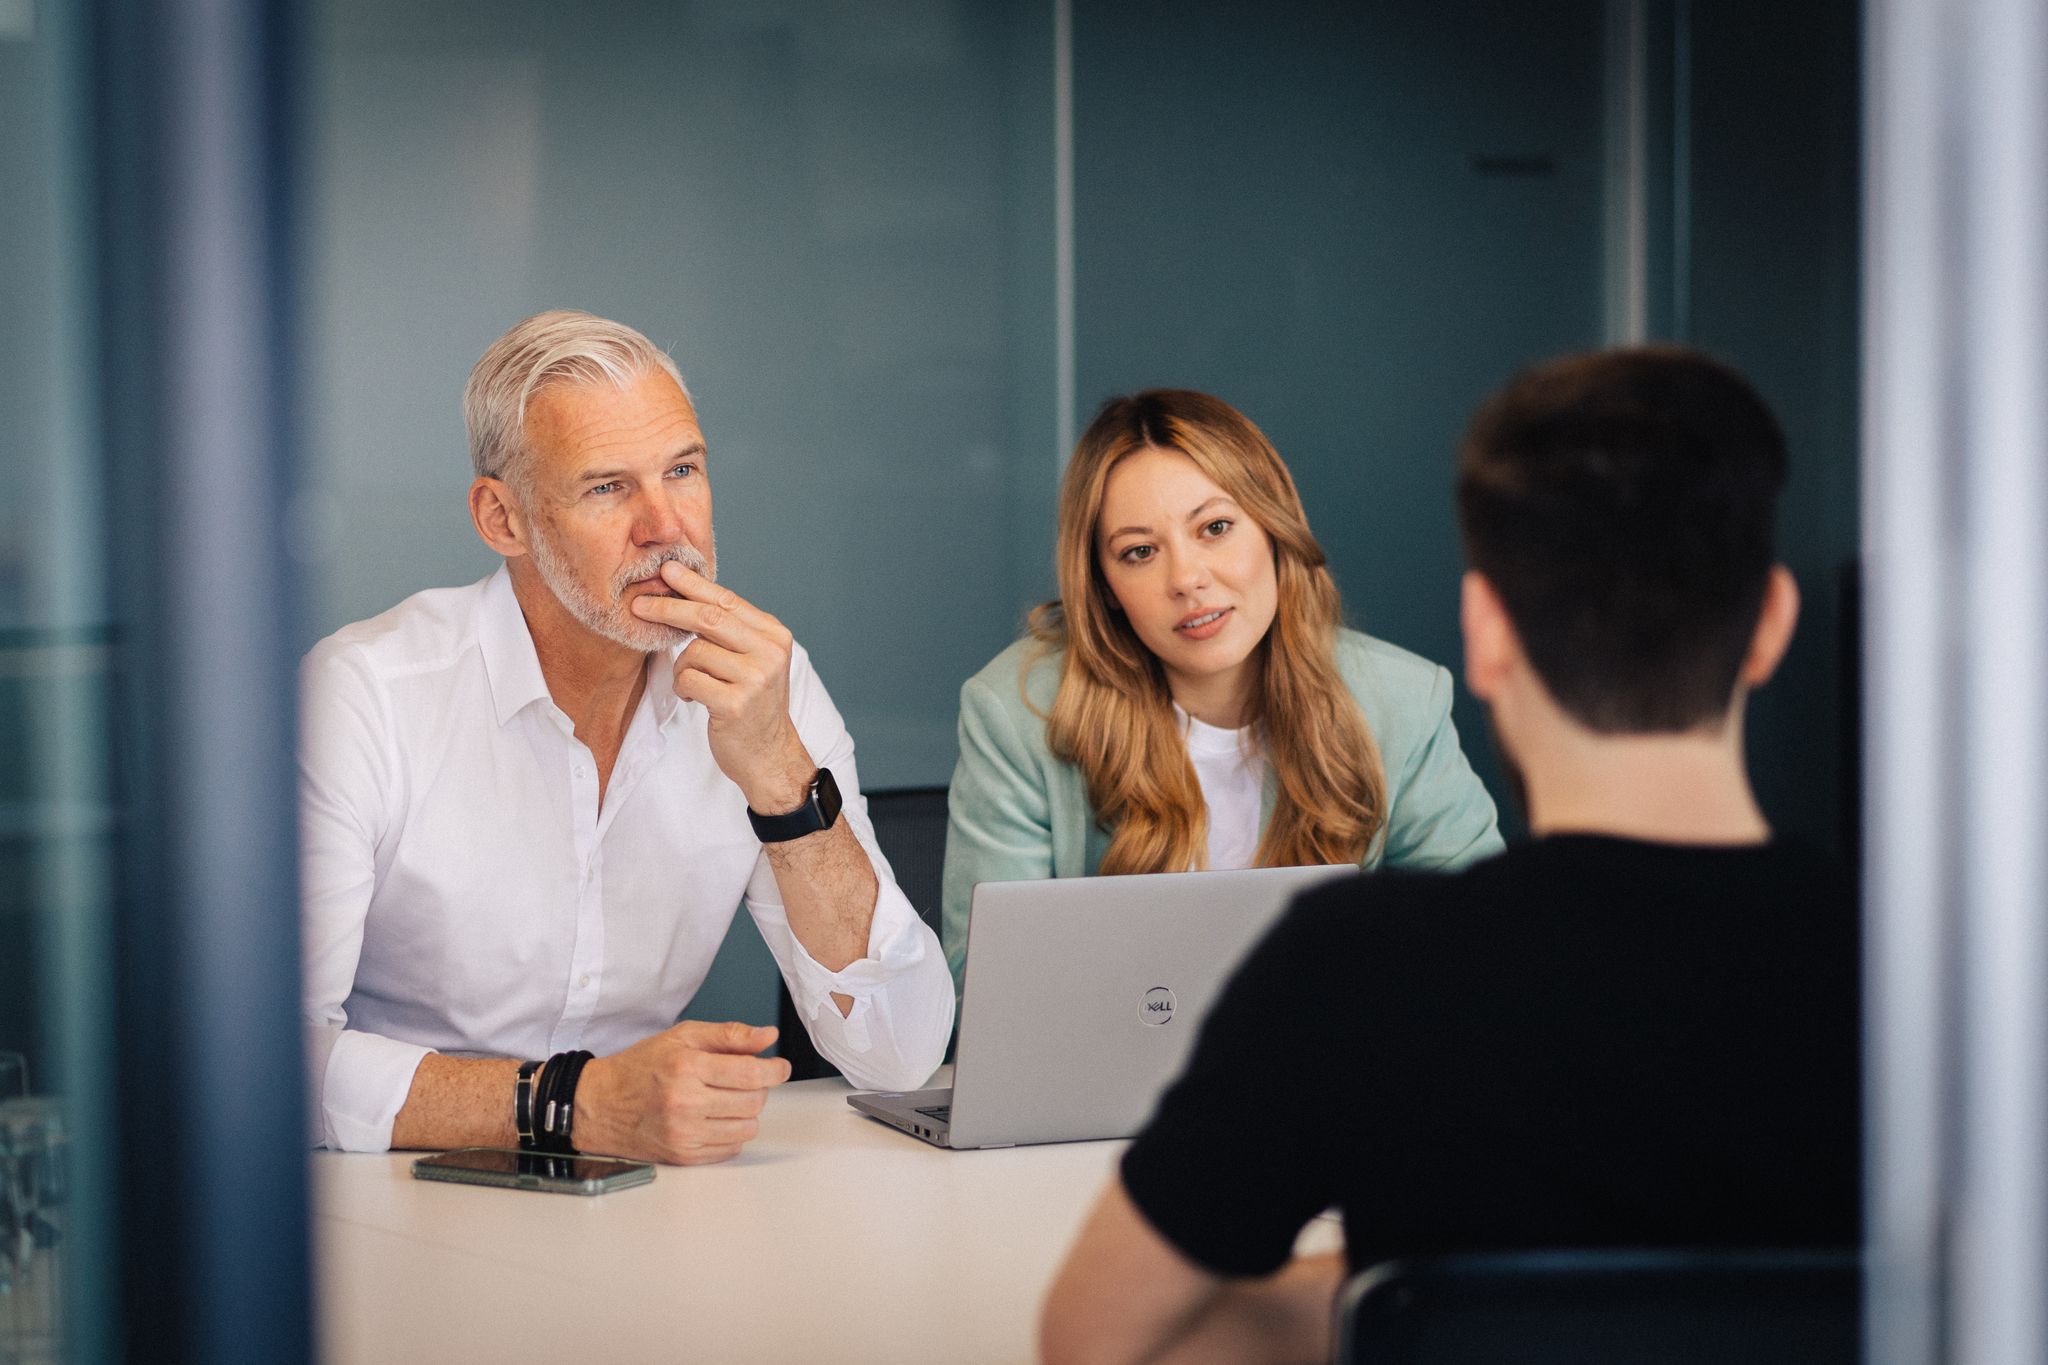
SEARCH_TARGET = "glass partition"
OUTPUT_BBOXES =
[299,0,1061,1023]
[3,0,313,1359]
[297,0,1861,1033]
[1,5,116,1361]
[0,0,1878,1357]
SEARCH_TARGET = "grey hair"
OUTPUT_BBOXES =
[463,309,691,493]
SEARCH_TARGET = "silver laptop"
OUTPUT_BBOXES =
[849,863,1356,1149]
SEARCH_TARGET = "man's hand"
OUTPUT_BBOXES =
[630,561,813,812]
[572,1020,792,1165]
[630,560,878,997]
[1041,1180,1341,1365]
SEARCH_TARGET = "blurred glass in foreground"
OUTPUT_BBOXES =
[0,1094,66,1364]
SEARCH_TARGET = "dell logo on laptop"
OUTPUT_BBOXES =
[1140,986,1176,1024]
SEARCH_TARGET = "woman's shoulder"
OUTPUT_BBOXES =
[961,634,1064,726]
[1334,627,1451,689]
[1332,627,1455,733]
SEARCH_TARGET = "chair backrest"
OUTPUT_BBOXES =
[861,786,949,935]
[776,785,950,1081]
[1335,1249,1860,1365]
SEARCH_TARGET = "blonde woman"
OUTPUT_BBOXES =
[941,389,1503,989]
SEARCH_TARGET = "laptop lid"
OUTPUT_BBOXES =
[946,863,1357,1148]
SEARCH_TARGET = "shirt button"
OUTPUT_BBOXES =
[574,765,587,778]
[578,975,591,989]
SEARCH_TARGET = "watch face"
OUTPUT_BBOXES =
[812,767,843,828]
[749,767,842,842]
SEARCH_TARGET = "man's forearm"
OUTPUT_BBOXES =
[1151,1253,1345,1365]
[389,1054,521,1151]
[736,732,878,993]
[764,818,878,978]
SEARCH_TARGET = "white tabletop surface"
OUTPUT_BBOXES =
[314,1071,1129,1364]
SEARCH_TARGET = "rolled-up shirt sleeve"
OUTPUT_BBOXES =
[743,650,954,1092]
[299,641,431,1151]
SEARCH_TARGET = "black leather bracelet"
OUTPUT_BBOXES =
[514,1060,541,1151]
[533,1055,562,1149]
[535,1050,594,1155]
[529,1055,561,1151]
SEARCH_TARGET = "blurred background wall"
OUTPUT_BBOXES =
[22,6,2048,1364]
[0,1,1864,1348]
[0,0,1862,1079]
[279,0,1861,1030]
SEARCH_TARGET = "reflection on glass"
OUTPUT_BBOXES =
[0,1095,66,1362]
[3,0,115,1359]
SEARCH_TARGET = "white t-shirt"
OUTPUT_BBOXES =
[1177,706,1266,871]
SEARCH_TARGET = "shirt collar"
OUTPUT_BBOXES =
[647,638,689,732]
[479,566,553,728]
[478,565,693,733]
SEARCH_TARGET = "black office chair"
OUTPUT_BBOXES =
[1334,1249,1860,1365]
[776,785,949,1082]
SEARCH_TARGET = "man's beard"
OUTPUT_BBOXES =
[528,524,716,652]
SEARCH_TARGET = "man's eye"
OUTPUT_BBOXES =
[667,463,697,479]
[589,481,622,496]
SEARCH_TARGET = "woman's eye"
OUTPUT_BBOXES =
[1120,544,1155,563]
[1203,518,1232,537]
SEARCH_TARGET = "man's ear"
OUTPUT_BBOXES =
[469,477,529,558]
[1460,570,1520,703]
[1738,565,1801,688]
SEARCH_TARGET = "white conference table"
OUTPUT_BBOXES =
[313,1070,1154,1363]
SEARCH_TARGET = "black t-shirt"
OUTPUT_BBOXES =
[1119,836,1860,1277]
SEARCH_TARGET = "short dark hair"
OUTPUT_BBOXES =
[1456,345,1788,733]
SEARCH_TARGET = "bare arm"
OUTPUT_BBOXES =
[387,1021,790,1164]
[1041,1181,1339,1365]
[764,821,877,1015]
[388,1054,521,1150]
[735,742,879,989]
[632,561,882,1012]
[1150,1255,1344,1365]
[1042,1182,1220,1365]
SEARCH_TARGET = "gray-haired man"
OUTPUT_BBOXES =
[300,310,953,1163]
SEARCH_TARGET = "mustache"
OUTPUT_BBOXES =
[612,542,714,596]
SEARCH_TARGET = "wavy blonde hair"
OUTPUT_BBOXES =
[1028,390,1387,874]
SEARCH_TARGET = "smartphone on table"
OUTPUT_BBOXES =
[411,1147,655,1195]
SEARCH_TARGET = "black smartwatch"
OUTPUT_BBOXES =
[747,767,843,843]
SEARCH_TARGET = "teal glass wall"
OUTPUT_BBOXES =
[1071,0,1860,851]
[0,0,1863,1354]
[299,0,1861,1027]
[299,0,1062,1023]
[5,0,314,1356]
[300,0,1061,782]
[1072,0,1611,835]
[1685,0,1862,857]
[2,5,117,1361]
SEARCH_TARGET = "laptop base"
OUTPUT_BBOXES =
[847,1087,958,1148]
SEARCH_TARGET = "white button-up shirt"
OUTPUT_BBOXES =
[299,568,953,1151]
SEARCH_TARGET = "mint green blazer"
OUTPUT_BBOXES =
[940,629,1505,990]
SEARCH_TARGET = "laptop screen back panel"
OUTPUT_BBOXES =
[946,864,1356,1148]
